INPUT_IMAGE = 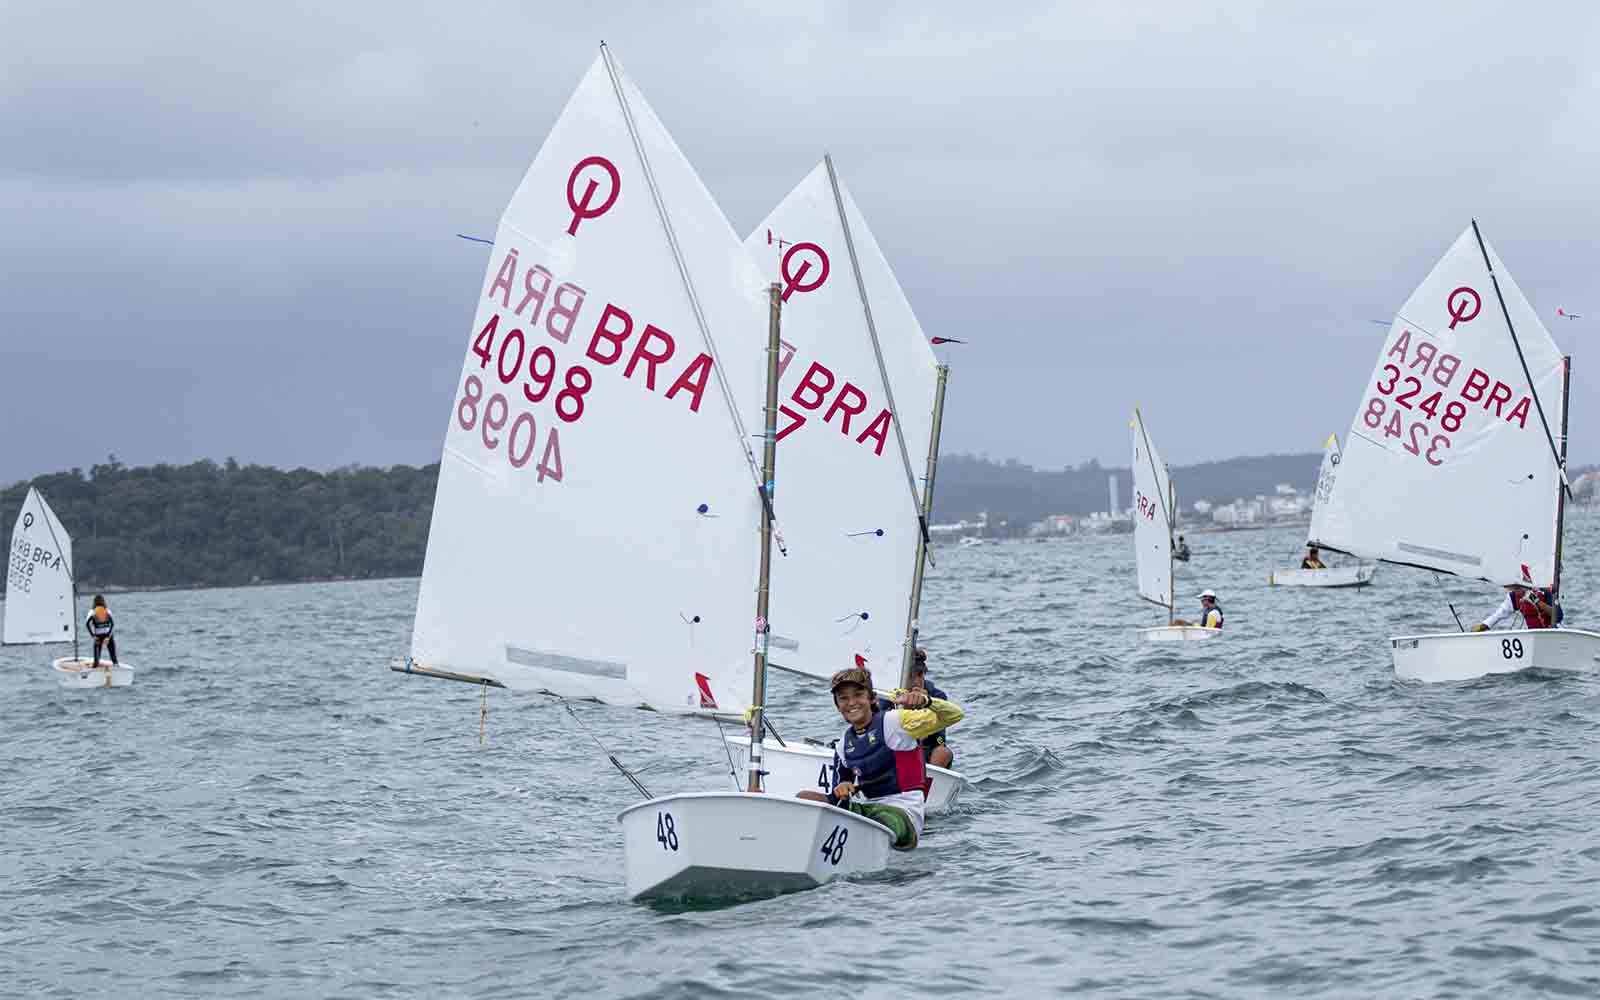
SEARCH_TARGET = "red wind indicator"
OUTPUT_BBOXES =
[930,337,967,345]
[1556,308,1581,320]
[853,654,868,669]
[694,672,718,709]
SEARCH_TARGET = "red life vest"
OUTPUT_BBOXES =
[1516,589,1555,629]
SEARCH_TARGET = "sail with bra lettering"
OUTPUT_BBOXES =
[742,161,938,683]
[410,50,768,713]
[1131,409,1173,610]
[1309,225,1566,586]
[4,488,75,645]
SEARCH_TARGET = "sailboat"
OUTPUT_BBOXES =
[1268,434,1377,588]
[394,48,892,901]
[4,487,133,687]
[720,156,968,812]
[1310,221,1599,682]
[1132,409,1220,642]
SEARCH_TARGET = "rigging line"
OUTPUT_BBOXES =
[823,153,932,554]
[558,697,652,800]
[1470,219,1571,500]
[763,713,787,747]
[712,715,742,792]
[599,46,763,493]
[1433,572,1467,632]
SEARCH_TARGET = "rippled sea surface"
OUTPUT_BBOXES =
[4,514,1600,998]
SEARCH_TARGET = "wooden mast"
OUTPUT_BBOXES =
[746,282,783,792]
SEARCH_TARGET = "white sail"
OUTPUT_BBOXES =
[4,488,75,645]
[1310,225,1567,586]
[1305,432,1342,543]
[1131,409,1173,611]
[411,51,768,713]
[741,161,938,683]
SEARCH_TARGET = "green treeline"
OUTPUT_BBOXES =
[0,458,435,592]
[11,451,1578,592]
[1,451,1323,593]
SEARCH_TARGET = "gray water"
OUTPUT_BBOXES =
[4,515,1599,998]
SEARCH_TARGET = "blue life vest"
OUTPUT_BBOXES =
[839,710,926,799]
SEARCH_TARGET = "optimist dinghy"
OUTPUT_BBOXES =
[725,734,964,812]
[714,156,969,810]
[5,488,134,688]
[52,658,135,688]
[1131,410,1221,642]
[393,47,891,902]
[1310,221,1599,682]
[1269,434,1377,588]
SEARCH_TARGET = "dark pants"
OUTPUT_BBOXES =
[93,636,118,666]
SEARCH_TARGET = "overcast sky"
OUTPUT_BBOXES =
[3,0,1595,486]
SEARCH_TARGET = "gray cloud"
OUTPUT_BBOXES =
[3,0,1596,485]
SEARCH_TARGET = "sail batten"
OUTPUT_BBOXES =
[1309,225,1566,586]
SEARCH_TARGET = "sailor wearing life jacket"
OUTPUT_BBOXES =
[1174,590,1224,629]
[872,648,958,768]
[86,594,120,667]
[796,666,964,851]
[1472,582,1561,632]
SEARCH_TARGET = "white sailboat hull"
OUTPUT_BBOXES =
[1269,564,1376,588]
[1139,625,1222,643]
[1390,629,1600,683]
[724,735,966,813]
[618,792,894,902]
[53,657,135,688]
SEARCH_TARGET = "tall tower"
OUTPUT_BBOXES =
[1109,474,1119,515]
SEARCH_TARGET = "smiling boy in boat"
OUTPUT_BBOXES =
[797,666,963,851]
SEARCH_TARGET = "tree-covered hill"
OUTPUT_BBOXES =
[1,458,434,592]
[6,453,1592,592]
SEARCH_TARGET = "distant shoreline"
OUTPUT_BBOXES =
[2,574,421,602]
